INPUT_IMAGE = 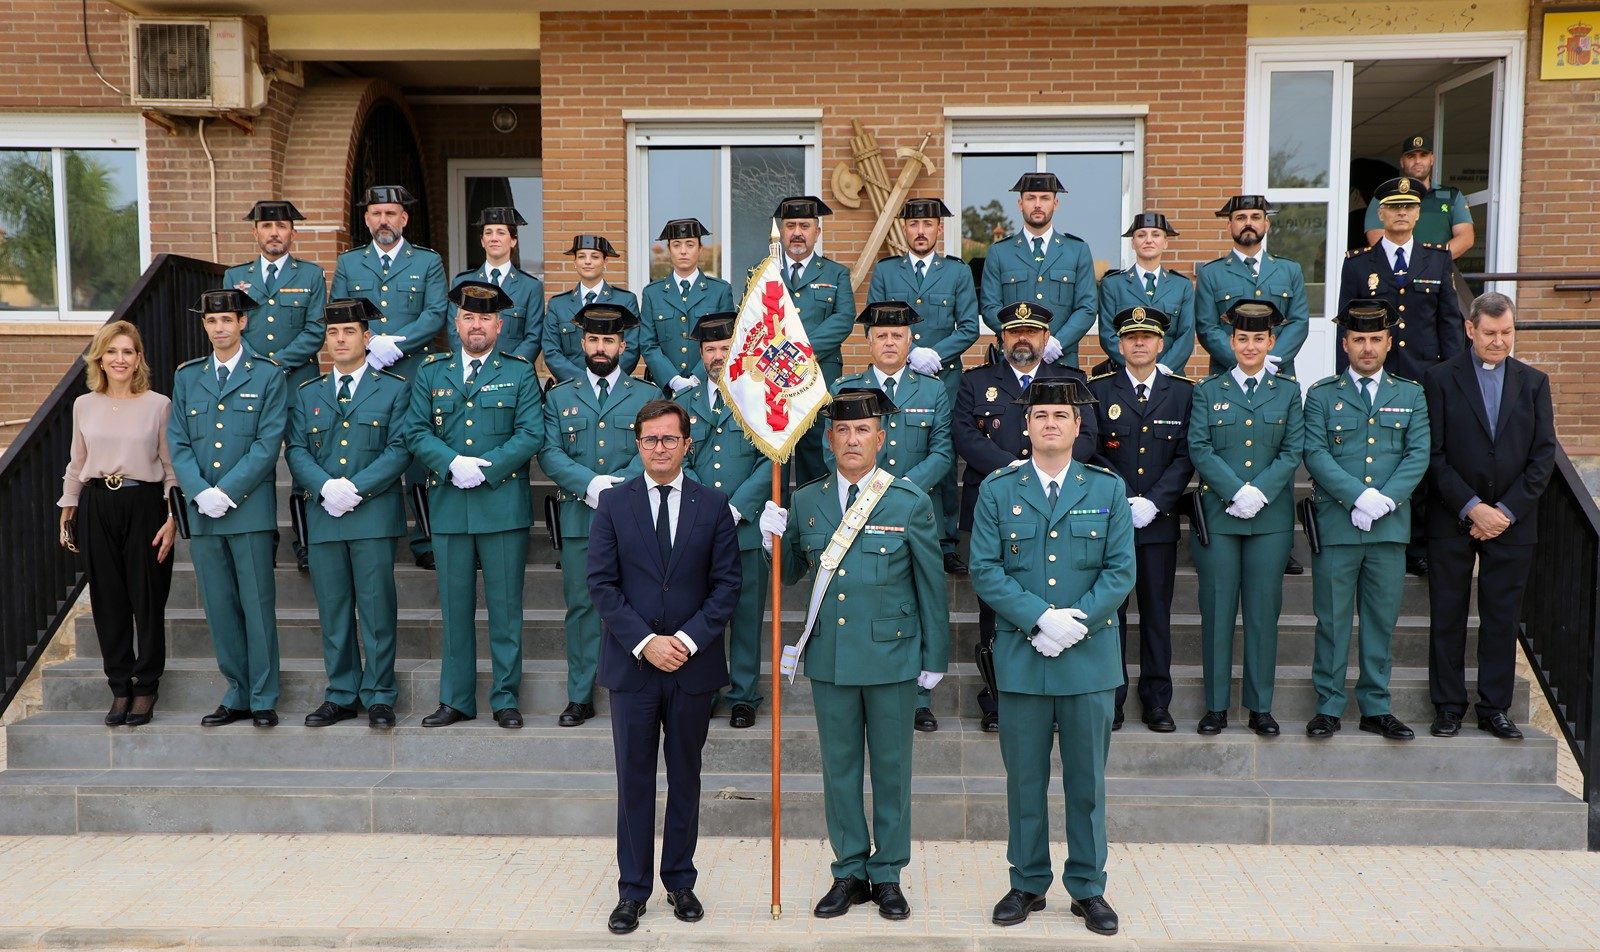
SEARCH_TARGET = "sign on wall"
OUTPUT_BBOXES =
[1541,10,1600,79]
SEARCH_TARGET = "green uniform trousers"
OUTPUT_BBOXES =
[307,536,400,709]
[434,528,528,716]
[720,548,769,710]
[189,531,280,711]
[811,677,916,884]
[999,688,1114,900]
[1311,541,1403,718]
[561,536,600,705]
[1191,530,1292,713]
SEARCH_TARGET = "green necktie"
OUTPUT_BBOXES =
[846,482,858,510]
[1243,256,1258,277]
[1031,236,1044,258]
[1245,376,1258,399]
[1359,376,1374,409]
[337,374,353,404]
[884,375,897,404]
[380,253,392,273]
[1047,480,1060,508]
[914,259,926,287]
[597,377,610,408]
[1144,272,1157,296]
[467,358,482,387]
[216,364,229,389]
[265,262,279,290]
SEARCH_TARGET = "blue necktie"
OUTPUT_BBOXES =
[656,485,673,566]
[1393,246,1409,285]
[1020,373,1033,391]
[216,364,230,389]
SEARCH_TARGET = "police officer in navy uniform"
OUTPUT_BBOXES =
[867,197,981,572]
[641,218,735,395]
[979,172,1099,367]
[449,205,544,363]
[954,302,1100,731]
[542,235,642,384]
[1096,212,1195,376]
[1087,306,1194,732]
[331,184,449,570]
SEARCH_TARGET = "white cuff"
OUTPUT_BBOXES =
[673,631,698,656]
[631,633,656,659]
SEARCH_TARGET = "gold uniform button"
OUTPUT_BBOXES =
[1090,530,1098,537]
[1047,578,1057,586]
[380,301,388,308]
[714,481,722,488]
[1365,476,1374,483]
[1048,554,1057,562]
[465,420,473,427]
[838,618,845,626]
[1050,530,1059,538]
[1399,341,1407,347]
[712,445,721,452]
[212,461,220,468]
[215,422,223,429]
[888,459,897,466]
[340,439,348,446]
[217,404,225,411]
[1244,440,1253,447]
[599,422,606,428]
[1137,467,1145,475]
[266,315,275,323]
[1244,460,1253,468]
[1368,437,1376,444]
[465,439,473,446]
[880,546,887,553]
[381,285,388,292]
[343,422,351,428]
[466,402,474,408]
[837,593,846,601]
[1245,419,1253,426]
[1139,447,1147,454]
[713,462,721,469]
[1369,418,1376,425]
[339,458,347,465]
[1010,532,1018,539]
[1142,426,1149,433]
[598,440,605,447]
[213,441,222,449]
[597,459,605,466]
[1366,456,1374,463]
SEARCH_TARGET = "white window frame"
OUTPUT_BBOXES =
[624,110,822,293]
[943,107,1147,265]
[446,157,544,278]
[0,114,151,323]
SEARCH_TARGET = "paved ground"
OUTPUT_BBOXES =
[0,834,1596,950]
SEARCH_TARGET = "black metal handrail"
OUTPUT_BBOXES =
[0,254,222,715]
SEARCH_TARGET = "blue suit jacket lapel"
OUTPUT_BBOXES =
[666,481,701,577]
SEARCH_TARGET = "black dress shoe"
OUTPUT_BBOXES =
[1142,707,1176,733]
[1306,713,1342,737]
[813,875,871,918]
[607,898,645,935]
[729,703,756,729]
[1477,711,1524,740]
[981,710,1000,733]
[1197,710,1227,734]
[558,701,595,727]
[914,707,938,732]
[252,709,279,728]
[1112,707,1124,731]
[294,542,309,573]
[1071,895,1119,935]
[991,888,1045,926]
[494,708,524,729]
[304,701,357,727]
[421,704,473,727]
[125,694,157,727]
[943,552,968,574]
[1360,713,1414,740]
[368,704,396,728]
[872,882,909,920]
[1430,710,1462,737]
[1248,710,1280,736]
[1406,556,1429,576]
[666,887,703,922]
[414,551,436,571]
[1284,555,1304,575]
[105,697,129,727]
[201,705,251,727]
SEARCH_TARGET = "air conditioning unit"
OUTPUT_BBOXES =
[129,17,266,114]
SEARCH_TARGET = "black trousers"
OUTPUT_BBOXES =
[1426,532,1533,717]
[1116,541,1177,714]
[78,481,172,697]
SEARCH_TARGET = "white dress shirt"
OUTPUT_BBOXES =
[213,348,243,382]
[1231,366,1266,391]
[332,363,367,400]
[1031,459,1072,499]
[632,469,698,659]
[837,466,880,514]
[259,253,290,284]
[462,351,494,385]
[1380,236,1415,273]
[586,366,623,401]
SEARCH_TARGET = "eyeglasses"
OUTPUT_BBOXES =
[637,435,684,449]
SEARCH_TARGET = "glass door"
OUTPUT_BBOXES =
[448,159,543,277]
[1435,61,1502,288]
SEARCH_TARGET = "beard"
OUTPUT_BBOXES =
[373,224,400,245]
[1006,343,1038,365]
[586,352,619,377]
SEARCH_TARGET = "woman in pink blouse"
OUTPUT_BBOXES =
[58,321,178,726]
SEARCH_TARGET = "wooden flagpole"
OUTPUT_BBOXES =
[768,222,783,921]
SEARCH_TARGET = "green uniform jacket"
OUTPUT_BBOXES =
[867,254,980,370]
[1302,372,1430,546]
[786,255,856,383]
[449,264,545,363]
[1096,265,1195,371]
[980,231,1098,362]
[224,255,328,378]
[677,382,772,552]
[541,284,641,382]
[331,242,449,360]
[167,349,287,536]
[285,369,413,543]
[825,369,953,493]
[405,351,544,534]
[537,374,653,539]
[1193,252,1310,376]
[780,474,948,685]
[969,462,1136,696]
[640,272,735,385]
[1188,372,1305,535]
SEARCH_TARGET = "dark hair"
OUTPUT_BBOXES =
[1468,291,1515,326]
[635,399,690,438]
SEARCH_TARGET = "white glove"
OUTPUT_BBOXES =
[321,478,362,512]
[1061,607,1090,647]
[1351,508,1375,532]
[1354,488,1396,519]
[917,670,944,690]
[1035,608,1076,646]
[194,487,235,519]
[448,456,491,489]
[1042,336,1064,364]
[366,334,406,369]
[583,474,625,508]
[907,347,943,375]
[668,374,698,395]
[760,500,789,553]
[1231,484,1268,519]
[1030,632,1065,658]
[1263,353,1282,376]
[728,504,742,525]
[1155,362,1174,377]
[321,497,348,518]
[1128,496,1159,529]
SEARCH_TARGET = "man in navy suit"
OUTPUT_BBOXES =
[588,399,742,935]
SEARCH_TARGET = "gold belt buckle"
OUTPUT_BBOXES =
[104,474,124,490]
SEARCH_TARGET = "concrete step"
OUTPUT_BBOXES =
[74,608,1483,670]
[41,658,1530,725]
[0,766,1581,848]
[4,711,1560,786]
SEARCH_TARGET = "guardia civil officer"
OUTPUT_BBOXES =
[1096,212,1195,374]
[979,172,1098,367]
[543,235,641,383]
[449,205,544,362]
[775,196,855,487]
[640,218,734,394]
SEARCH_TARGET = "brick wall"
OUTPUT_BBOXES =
[412,101,542,273]
[539,6,1250,377]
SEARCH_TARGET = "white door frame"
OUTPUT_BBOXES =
[1435,60,1503,210]
[446,157,543,277]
